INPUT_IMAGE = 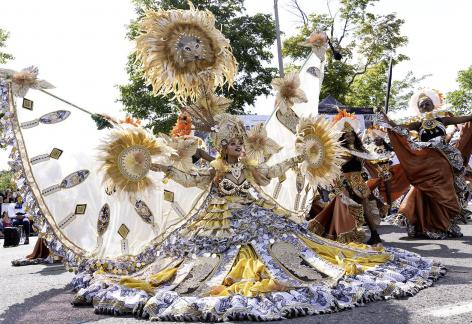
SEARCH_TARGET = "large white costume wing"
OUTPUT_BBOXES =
[1,82,206,270]
[262,51,326,219]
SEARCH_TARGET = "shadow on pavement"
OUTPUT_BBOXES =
[383,240,472,259]
[34,263,68,276]
[435,265,472,286]
[0,286,109,324]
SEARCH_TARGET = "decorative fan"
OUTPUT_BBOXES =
[98,127,173,194]
[0,66,54,97]
[244,123,282,162]
[135,2,237,102]
[160,134,199,172]
[295,115,344,187]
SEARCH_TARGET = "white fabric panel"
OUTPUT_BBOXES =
[15,89,205,258]
[262,52,324,215]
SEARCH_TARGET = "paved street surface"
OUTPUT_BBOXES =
[0,221,471,324]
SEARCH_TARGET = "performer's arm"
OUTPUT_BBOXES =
[441,115,472,126]
[380,112,421,131]
[258,155,304,179]
[151,163,214,188]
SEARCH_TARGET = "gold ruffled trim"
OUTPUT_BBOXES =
[299,236,389,275]
[120,267,178,294]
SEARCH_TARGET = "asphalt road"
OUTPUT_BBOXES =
[0,221,471,324]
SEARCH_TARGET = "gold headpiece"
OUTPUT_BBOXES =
[211,113,246,151]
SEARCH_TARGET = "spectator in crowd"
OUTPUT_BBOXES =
[2,211,11,227]
[12,212,30,244]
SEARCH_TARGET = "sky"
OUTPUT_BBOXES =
[0,0,471,169]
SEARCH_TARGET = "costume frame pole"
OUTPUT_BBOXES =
[274,0,284,77]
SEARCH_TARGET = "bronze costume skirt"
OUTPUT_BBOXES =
[366,163,410,203]
[308,174,367,243]
[388,129,469,238]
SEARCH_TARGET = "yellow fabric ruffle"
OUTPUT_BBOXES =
[210,245,286,297]
[120,267,178,294]
[299,236,391,276]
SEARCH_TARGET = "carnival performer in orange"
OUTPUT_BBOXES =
[308,111,382,245]
[380,88,472,238]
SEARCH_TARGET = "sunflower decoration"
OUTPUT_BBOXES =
[271,72,308,114]
[244,123,282,162]
[160,133,199,172]
[0,66,55,97]
[135,2,237,102]
[98,128,174,194]
[295,115,344,187]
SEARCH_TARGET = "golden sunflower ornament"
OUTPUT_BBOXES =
[98,128,174,194]
[271,72,308,114]
[135,2,237,102]
[295,115,344,187]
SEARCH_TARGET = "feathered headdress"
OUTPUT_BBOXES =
[332,109,360,133]
[408,88,445,116]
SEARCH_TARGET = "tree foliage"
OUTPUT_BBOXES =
[0,28,13,64]
[447,66,472,115]
[283,0,423,111]
[0,171,15,191]
[119,0,277,134]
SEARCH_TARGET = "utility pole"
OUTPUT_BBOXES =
[274,0,284,77]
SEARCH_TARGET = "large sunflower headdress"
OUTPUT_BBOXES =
[135,2,237,102]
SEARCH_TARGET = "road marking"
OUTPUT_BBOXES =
[423,301,472,317]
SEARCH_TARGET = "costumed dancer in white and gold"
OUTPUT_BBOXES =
[0,4,445,321]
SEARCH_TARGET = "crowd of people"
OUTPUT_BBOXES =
[0,188,33,245]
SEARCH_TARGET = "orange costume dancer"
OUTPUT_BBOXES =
[308,111,381,244]
[381,88,472,238]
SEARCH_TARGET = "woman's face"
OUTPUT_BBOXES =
[418,97,434,113]
[226,138,244,159]
[344,131,356,145]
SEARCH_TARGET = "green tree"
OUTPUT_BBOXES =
[119,0,277,134]
[0,171,15,191]
[0,28,13,64]
[283,0,423,111]
[447,66,472,115]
